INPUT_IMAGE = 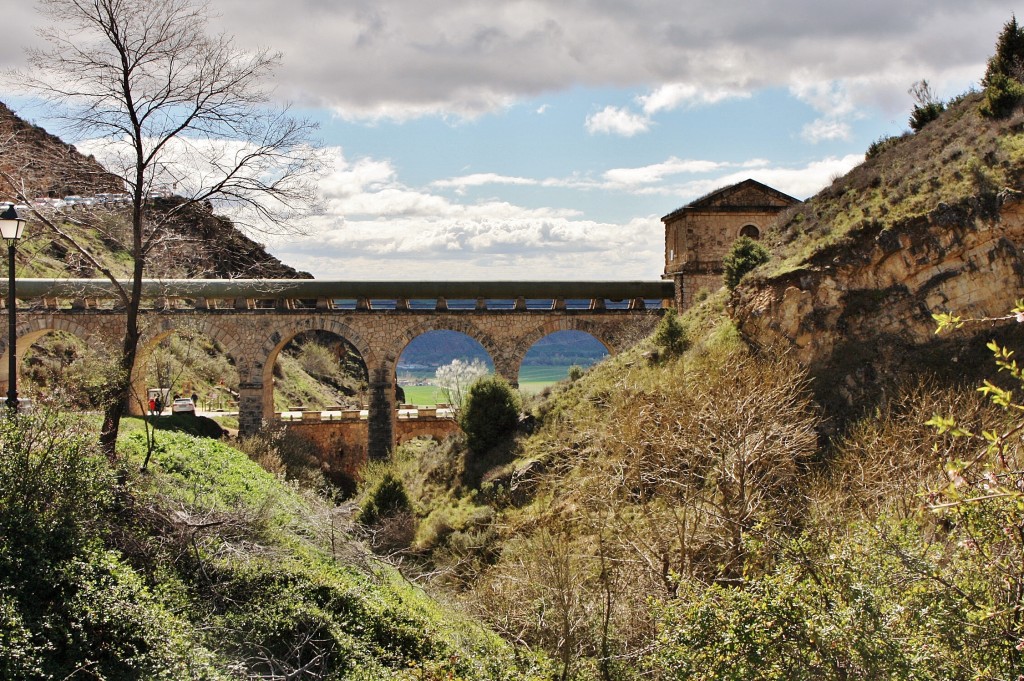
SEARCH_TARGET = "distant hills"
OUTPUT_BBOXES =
[398,329,608,373]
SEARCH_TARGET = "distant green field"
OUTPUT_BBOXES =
[400,384,445,406]
[398,365,577,405]
[519,365,572,383]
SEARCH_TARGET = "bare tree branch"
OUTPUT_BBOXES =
[11,0,321,455]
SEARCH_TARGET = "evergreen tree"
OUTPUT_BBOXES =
[981,15,1024,117]
[984,15,1024,85]
[723,236,770,290]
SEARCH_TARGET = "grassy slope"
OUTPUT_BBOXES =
[118,423,545,679]
[0,408,546,679]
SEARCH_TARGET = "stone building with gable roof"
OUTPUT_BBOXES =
[662,178,801,309]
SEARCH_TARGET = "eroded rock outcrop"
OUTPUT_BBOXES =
[731,192,1024,408]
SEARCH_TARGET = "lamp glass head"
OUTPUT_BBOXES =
[0,204,25,243]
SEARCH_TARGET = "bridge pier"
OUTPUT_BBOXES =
[238,382,265,437]
[367,370,395,459]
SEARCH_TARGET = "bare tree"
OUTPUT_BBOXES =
[10,0,321,455]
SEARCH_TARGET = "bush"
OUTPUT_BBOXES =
[980,71,1024,117]
[358,471,412,525]
[652,308,689,357]
[723,236,770,290]
[865,133,908,160]
[567,365,585,382]
[907,79,945,132]
[983,15,1024,86]
[459,376,521,455]
[0,410,114,587]
[909,101,945,131]
[0,409,221,678]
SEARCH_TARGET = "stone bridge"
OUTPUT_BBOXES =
[0,278,672,458]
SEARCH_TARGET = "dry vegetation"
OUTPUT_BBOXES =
[762,92,1024,277]
[352,289,1024,679]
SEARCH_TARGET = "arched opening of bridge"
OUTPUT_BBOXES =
[518,331,609,395]
[18,329,113,409]
[140,326,238,415]
[270,330,369,414]
[396,330,494,408]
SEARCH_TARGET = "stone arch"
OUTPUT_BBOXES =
[505,318,619,385]
[387,318,502,383]
[739,223,761,239]
[517,328,610,388]
[0,316,100,395]
[256,317,374,415]
[129,316,245,416]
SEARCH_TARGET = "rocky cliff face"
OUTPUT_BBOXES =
[720,91,1024,415]
[730,192,1024,411]
[0,102,122,197]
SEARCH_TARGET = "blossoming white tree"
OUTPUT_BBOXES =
[434,358,489,415]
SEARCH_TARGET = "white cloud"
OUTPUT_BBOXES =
[585,105,651,137]
[639,83,751,114]
[260,146,862,280]
[602,158,725,188]
[7,0,1005,122]
[789,76,856,118]
[432,173,539,192]
[801,119,852,143]
[273,213,666,281]
[669,155,864,203]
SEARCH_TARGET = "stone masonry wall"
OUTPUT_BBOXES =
[281,420,368,482]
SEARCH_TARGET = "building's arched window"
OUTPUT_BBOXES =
[739,223,760,239]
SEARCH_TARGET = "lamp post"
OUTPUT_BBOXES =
[0,204,26,412]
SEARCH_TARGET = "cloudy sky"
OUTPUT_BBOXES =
[1,0,1015,280]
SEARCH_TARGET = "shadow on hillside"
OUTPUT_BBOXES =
[148,413,227,439]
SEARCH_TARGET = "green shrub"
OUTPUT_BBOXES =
[866,133,901,159]
[909,101,945,131]
[723,236,771,290]
[359,472,412,525]
[652,308,689,357]
[459,376,522,455]
[981,71,1024,117]
[908,80,945,131]
[983,15,1024,86]
[0,409,223,679]
[0,410,114,586]
[567,365,584,382]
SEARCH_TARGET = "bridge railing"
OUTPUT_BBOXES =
[0,279,675,312]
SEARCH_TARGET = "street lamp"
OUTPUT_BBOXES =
[0,204,25,412]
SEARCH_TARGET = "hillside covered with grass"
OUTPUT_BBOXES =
[0,408,547,679]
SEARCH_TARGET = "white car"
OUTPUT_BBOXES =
[171,397,196,414]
